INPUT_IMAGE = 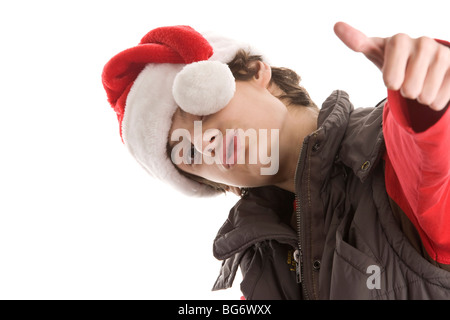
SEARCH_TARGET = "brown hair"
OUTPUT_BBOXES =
[228,50,317,109]
[168,50,317,194]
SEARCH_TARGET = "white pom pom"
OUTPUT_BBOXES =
[172,61,235,116]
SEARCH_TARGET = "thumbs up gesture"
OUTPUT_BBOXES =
[334,22,450,111]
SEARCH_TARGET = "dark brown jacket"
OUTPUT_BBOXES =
[212,90,450,299]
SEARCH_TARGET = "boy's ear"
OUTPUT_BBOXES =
[254,61,272,88]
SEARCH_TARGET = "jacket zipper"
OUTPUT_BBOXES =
[293,142,310,300]
[294,195,304,284]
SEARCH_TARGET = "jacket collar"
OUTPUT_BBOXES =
[213,186,296,260]
[312,90,385,183]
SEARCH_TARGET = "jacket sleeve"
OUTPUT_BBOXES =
[383,39,450,265]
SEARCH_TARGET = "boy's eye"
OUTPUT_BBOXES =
[185,144,200,165]
[190,145,196,161]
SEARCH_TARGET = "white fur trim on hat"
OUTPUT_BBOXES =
[172,61,235,116]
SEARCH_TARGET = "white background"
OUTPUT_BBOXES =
[0,0,448,299]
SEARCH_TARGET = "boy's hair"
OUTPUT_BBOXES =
[229,50,317,109]
[167,49,317,194]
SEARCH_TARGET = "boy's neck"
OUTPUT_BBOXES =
[274,104,318,193]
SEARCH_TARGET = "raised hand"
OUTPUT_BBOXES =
[334,22,450,111]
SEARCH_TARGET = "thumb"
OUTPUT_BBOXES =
[334,22,386,70]
[333,21,370,53]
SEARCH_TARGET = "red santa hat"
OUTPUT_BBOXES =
[102,26,259,196]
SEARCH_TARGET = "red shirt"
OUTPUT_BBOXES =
[383,40,450,264]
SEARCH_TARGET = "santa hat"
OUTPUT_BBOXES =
[102,26,260,196]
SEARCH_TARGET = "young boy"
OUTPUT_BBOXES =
[102,22,450,299]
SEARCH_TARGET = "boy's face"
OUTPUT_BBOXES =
[168,77,290,188]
